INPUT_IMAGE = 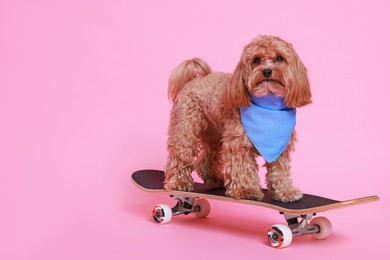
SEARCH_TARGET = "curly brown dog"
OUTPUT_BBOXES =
[164,35,312,202]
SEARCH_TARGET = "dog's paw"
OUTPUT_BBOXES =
[164,179,194,191]
[226,188,264,201]
[271,188,303,203]
[245,195,265,202]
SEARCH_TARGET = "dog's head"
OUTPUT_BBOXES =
[225,35,312,108]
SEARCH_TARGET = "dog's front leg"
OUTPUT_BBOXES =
[265,132,303,202]
[222,119,264,201]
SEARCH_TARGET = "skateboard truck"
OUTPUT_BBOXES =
[285,213,320,237]
[152,195,211,224]
[267,213,332,248]
[171,196,197,216]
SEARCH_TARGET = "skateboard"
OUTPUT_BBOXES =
[131,169,379,248]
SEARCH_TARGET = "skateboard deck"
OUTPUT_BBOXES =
[132,169,378,214]
[131,169,379,248]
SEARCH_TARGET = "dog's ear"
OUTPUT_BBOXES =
[224,61,250,108]
[284,51,312,108]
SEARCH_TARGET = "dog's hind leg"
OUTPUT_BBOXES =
[195,127,224,188]
[164,96,206,191]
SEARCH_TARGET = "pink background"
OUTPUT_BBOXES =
[1,0,389,259]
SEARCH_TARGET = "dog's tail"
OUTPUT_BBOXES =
[168,58,212,102]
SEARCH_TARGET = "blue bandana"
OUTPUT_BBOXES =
[240,95,296,163]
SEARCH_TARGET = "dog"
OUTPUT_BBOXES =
[164,35,311,202]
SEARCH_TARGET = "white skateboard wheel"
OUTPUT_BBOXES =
[310,217,332,240]
[152,204,172,224]
[193,199,211,218]
[267,224,293,248]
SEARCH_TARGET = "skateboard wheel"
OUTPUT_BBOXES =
[267,224,293,248]
[310,217,332,240]
[193,199,211,218]
[152,204,172,224]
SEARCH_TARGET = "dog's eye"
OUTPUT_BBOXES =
[275,56,284,63]
[253,57,261,65]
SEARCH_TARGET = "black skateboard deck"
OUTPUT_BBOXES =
[132,169,378,214]
[131,169,379,248]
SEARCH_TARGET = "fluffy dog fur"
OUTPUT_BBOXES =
[164,35,312,202]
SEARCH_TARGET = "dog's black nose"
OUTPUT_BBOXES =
[262,68,272,78]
